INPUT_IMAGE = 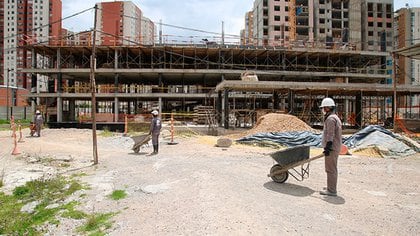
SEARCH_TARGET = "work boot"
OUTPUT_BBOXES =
[320,190,337,196]
[150,145,158,155]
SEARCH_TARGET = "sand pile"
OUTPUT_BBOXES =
[244,113,315,136]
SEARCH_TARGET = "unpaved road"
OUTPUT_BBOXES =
[1,128,419,235]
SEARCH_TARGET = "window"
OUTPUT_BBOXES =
[320,18,325,24]
[274,26,280,31]
[368,31,373,36]
[377,22,382,27]
[274,15,280,21]
[368,22,373,27]
[320,28,325,33]
[274,6,280,11]
[319,9,325,14]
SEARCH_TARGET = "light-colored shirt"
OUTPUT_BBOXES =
[322,113,342,152]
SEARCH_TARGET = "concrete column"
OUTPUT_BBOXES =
[217,91,222,126]
[114,97,119,122]
[224,89,229,129]
[158,97,162,115]
[114,49,119,69]
[273,91,279,110]
[57,96,62,122]
[288,90,295,114]
[69,99,76,121]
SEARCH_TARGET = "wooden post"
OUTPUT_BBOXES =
[124,114,128,136]
[90,4,99,164]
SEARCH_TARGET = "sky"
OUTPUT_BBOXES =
[62,0,420,44]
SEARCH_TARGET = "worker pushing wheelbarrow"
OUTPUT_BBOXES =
[268,145,324,183]
[131,134,151,153]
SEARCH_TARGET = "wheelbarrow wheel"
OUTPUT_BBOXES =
[270,164,289,183]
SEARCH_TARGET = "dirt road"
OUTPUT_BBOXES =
[1,128,419,235]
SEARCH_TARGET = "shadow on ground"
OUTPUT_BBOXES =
[263,181,315,197]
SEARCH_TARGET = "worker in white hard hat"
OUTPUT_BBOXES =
[319,97,342,196]
[34,110,44,137]
[149,110,162,155]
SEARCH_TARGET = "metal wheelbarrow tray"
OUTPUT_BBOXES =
[267,145,324,183]
[131,134,151,153]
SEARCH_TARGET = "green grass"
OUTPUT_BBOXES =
[108,190,127,200]
[0,176,88,235]
[77,212,116,235]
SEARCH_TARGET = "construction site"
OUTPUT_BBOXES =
[23,43,420,132]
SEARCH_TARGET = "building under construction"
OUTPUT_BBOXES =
[23,44,420,131]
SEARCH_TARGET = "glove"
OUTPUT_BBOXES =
[323,141,333,156]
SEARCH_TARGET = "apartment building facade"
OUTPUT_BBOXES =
[141,16,155,45]
[246,0,393,52]
[1,0,62,89]
[395,7,420,86]
[395,7,420,108]
[96,1,142,46]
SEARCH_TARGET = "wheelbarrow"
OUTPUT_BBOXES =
[267,145,324,183]
[131,134,151,153]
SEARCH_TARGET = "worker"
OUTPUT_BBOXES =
[149,110,162,155]
[319,97,342,197]
[34,110,44,137]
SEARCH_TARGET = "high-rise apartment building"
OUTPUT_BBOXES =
[1,0,62,89]
[96,1,142,46]
[395,7,420,86]
[141,16,155,45]
[244,11,254,45]
[245,0,393,53]
[395,7,420,107]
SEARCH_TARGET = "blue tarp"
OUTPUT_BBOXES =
[237,131,322,147]
[237,125,401,148]
[343,125,396,148]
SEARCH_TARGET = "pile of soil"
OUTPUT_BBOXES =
[244,113,315,136]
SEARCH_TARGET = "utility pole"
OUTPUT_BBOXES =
[90,4,99,164]
[6,68,13,121]
[392,52,398,132]
[159,19,162,45]
[221,21,225,45]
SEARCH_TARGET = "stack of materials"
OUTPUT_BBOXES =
[193,106,215,125]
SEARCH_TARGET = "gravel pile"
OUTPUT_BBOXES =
[244,113,315,136]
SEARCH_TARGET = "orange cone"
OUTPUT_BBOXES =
[340,144,350,155]
[12,133,21,155]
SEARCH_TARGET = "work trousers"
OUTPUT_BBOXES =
[324,151,339,193]
[151,132,160,145]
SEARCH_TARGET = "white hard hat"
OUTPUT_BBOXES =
[320,98,335,108]
[151,110,159,115]
[36,110,41,114]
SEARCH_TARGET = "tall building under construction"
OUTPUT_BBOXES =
[247,0,393,52]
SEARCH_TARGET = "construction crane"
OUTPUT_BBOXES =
[289,0,296,42]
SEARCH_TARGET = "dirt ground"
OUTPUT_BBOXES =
[1,128,419,235]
